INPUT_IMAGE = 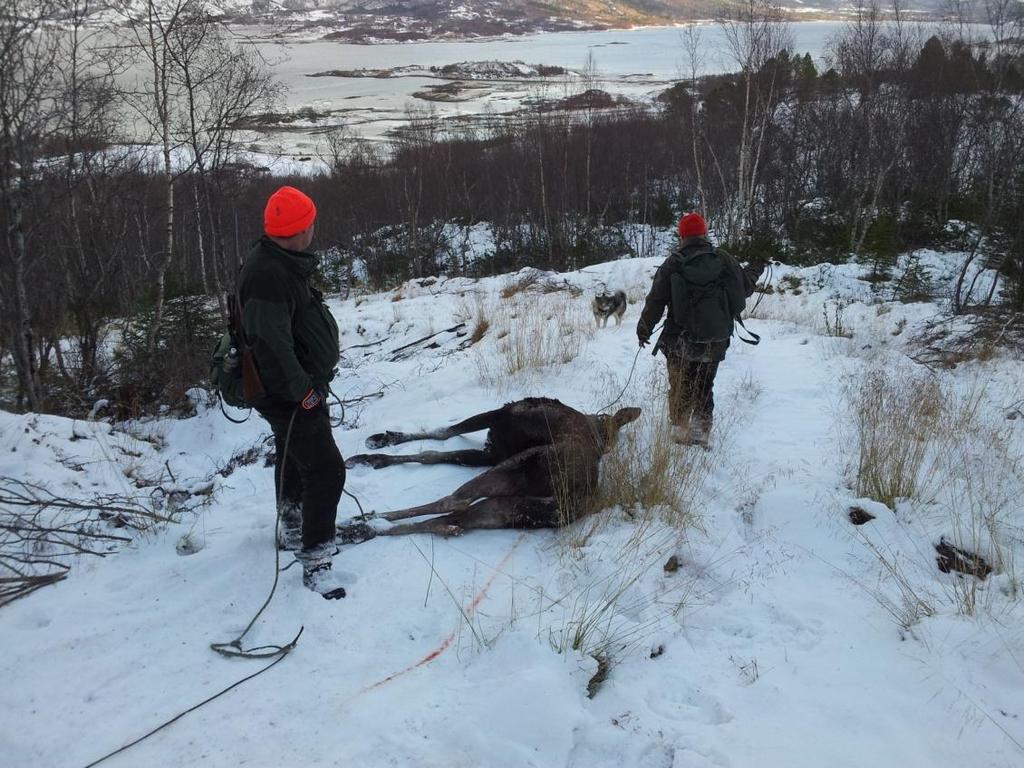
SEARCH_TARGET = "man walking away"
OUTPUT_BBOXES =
[238,185,347,599]
[636,213,766,447]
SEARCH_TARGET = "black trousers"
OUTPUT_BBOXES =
[258,402,345,549]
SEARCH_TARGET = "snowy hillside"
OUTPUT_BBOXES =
[2,248,1022,767]
[79,0,944,41]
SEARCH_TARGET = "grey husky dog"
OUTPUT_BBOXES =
[592,290,627,327]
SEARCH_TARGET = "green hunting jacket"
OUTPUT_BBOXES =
[636,236,764,362]
[238,237,339,403]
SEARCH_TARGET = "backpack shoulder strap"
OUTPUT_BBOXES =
[229,271,254,348]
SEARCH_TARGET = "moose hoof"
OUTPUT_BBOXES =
[346,453,392,470]
[365,431,402,449]
[441,525,464,538]
[337,521,378,545]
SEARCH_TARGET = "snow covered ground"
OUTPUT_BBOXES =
[2,250,1022,767]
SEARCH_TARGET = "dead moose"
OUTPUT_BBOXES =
[341,398,641,538]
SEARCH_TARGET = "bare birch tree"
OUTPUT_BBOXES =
[115,0,197,354]
[0,0,62,410]
[718,0,792,242]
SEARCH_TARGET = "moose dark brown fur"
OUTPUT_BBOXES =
[342,398,641,538]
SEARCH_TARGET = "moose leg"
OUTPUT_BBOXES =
[346,449,495,470]
[380,496,560,537]
[364,408,504,449]
[379,447,552,522]
[382,496,472,522]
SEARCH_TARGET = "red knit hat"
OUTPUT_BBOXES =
[678,212,708,239]
[264,186,317,238]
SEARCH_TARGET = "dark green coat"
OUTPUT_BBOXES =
[637,236,763,362]
[238,237,340,403]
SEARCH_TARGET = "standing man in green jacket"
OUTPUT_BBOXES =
[238,185,347,599]
[636,213,766,447]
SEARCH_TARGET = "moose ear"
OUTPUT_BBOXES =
[613,407,642,427]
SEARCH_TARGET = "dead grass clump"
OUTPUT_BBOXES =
[500,270,541,299]
[592,372,723,536]
[547,522,694,661]
[852,366,944,508]
[475,293,593,385]
[596,413,697,526]
[470,317,490,344]
[500,269,584,300]
[453,292,493,346]
[847,364,1022,622]
[932,396,1022,615]
[852,529,938,630]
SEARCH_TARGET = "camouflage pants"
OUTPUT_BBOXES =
[666,357,720,429]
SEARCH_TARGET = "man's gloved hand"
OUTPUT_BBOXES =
[300,387,323,411]
[747,256,770,280]
[638,336,649,349]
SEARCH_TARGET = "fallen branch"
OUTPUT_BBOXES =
[388,323,467,361]
[337,389,386,406]
[0,478,173,527]
[0,477,176,608]
[341,337,389,353]
[0,572,68,607]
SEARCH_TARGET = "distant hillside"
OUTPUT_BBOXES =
[245,0,944,22]
[86,1,944,41]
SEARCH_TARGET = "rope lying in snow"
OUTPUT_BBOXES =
[84,410,307,767]
[85,373,388,764]
[354,533,526,697]
[81,635,301,768]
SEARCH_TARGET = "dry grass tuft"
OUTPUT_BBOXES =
[847,362,1022,621]
[454,292,493,346]
[852,366,945,509]
[499,271,541,299]
[546,522,695,660]
[851,529,937,630]
[500,269,583,300]
[470,317,490,344]
[474,292,593,385]
[589,370,725,538]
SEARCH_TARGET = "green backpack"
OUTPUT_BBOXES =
[669,244,747,344]
[209,331,246,409]
[209,293,265,412]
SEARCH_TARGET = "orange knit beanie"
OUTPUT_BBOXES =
[264,186,317,238]
[678,212,708,239]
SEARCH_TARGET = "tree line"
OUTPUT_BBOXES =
[1,0,1022,417]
